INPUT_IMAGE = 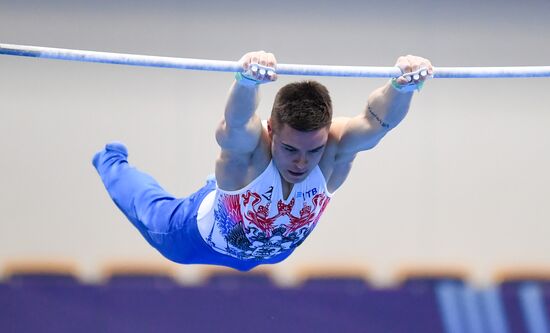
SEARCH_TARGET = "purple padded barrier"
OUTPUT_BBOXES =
[538,279,550,319]
[99,274,304,333]
[271,276,445,333]
[500,280,532,333]
[196,272,293,332]
[399,276,466,333]
[543,283,550,328]
[2,273,99,333]
[500,279,550,333]
[400,276,464,293]
[99,273,190,333]
[105,273,180,289]
[279,276,373,332]
[7,272,79,287]
[272,286,445,332]
[1,272,450,333]
[362,289,446,333]
[204,271,276,290]
[0,282,14,332]
[99,272,279,333]
[300,276,371,293]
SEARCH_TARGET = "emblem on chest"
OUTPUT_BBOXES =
[208,188,330,260]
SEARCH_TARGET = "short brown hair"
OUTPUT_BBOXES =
[270,81,332,132]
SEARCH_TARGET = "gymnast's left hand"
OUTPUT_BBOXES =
[394,55,434,86]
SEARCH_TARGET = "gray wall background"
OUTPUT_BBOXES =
[1,0,549,284]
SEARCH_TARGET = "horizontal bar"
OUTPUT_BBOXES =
[1,43,550,78]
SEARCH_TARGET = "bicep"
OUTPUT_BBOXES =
[216,114,263,154]
[323,117,381,192]
[333,115,387,157]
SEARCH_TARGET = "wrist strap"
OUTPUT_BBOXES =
[235,72,260,86]
[235,63,276,86]
[390,78,425,93]
[391,67,429,93]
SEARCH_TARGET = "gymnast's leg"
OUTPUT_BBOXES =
[92,142,182,232]
[92,142,215,263]
[91,142,266,271]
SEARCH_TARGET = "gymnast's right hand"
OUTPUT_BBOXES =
[236,51,277,85]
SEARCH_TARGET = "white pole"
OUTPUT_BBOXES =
[2,43,550,78]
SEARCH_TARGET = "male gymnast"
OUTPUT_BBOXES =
[93,51,433,271]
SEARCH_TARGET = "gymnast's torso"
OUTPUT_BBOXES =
[197,160,333,260]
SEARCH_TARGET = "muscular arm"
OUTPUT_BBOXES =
[322,86,412,192]
[335,55,433,158]
[215,82,262,155]
[324,55,433,192]
[216,51,277,156]
[215,51,277,189]
[337,82,413,155]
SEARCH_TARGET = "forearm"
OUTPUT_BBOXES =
[365,81,414,132]
[223,81,260,127]
[336,82,415,154]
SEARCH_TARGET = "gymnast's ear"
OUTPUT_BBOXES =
[267,118,273,138]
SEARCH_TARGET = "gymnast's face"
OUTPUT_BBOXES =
[268,121,329,184]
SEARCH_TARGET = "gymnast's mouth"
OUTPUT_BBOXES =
[288,170,306,177]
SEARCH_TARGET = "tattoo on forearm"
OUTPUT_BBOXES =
[367,105,390,129]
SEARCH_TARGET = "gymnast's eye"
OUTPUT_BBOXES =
[283,145,297,152]
[308,145,325,154]
[309,147,323,154]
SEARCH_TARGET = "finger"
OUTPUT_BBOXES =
[416,61,433,80]
[413,56,433,76]
[397,56,414,83]
[425,59,434,76]
[395,56,409,74]
[266,53,276,69]
[420,68,428,77]
[403,55,413,74]
[239,52,253,70]
[260,53,271,80]
[249,62,258,73]
[409,56,429,82]
[258,52,268,67]
[258,66,268,81]
[250,51,260,66]
[403,61,414,83]
[412,55,425,72]
[395,76,409,85]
